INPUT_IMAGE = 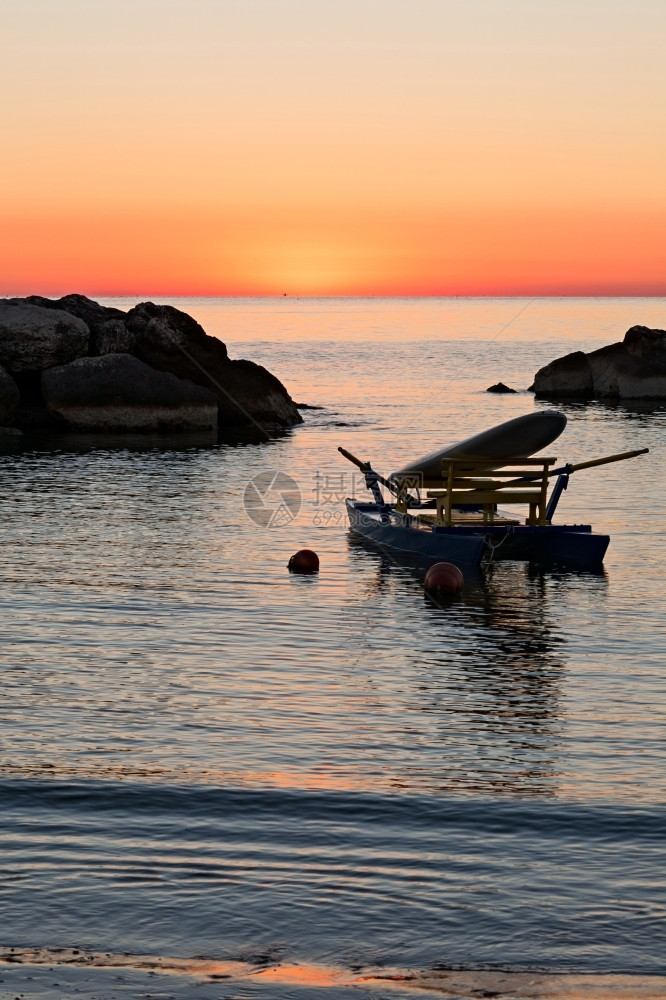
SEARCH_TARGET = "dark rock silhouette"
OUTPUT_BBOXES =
[531,326,666,399]
[0,295,302,435]
[0,365,20,424]
[531,351,593,397]
[0,299,89,372]
[42,354,218,432]
[25,294,136,355]
[125,301,300,427]
[11,372,51,430]
[486,382,517,393]
[127,300,225,362]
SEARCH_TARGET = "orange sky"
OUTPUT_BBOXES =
[2,0,666,296]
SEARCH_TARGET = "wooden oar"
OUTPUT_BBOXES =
[558,447,649,475]
[338,446,402,522]
[337,446,400,495]
[337,445,371,471]
[501,447,649,489]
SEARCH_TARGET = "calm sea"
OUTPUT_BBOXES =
[1,298,665,999]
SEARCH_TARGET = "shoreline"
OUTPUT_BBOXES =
[2,949,666,999]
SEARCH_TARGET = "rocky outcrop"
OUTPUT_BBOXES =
[531,326,666,400]
[126,301,301,428]
[0,300,89,373]
[214,359,304,426]
[0,365,20,424]
[42,354,218,432]
[0,294,302,436]
[25,293,136,355]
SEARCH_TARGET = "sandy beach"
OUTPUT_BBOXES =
[3,949,666,1000]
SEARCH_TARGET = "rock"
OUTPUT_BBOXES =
[11,372,51,429]
[126,300,227,362]
[216,358,304,427]
[91,318,136,356]
[126,301,301,428]
[24,293,135,356]
[585,343,628,397]
[0,300,89,373]
[486,382,517,393]
[531,328,666,399]
[624,324,666,366]
[0,364,20,423]
[530,351,594,397]
[24,293,124,329]
[3,294,302,436]
[41,353,218,432]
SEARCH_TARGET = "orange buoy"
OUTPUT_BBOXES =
[424,561,464,595]
[288,549,320,574]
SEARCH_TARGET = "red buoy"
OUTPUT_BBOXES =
[424,561,464,595]
[288,549,320,574]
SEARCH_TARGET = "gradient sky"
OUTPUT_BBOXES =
[2,0,665,296]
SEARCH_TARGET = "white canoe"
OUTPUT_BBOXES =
[391,410,567,482]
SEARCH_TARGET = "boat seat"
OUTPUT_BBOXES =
[416,456,556,527]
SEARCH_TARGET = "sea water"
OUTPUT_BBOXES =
[1,298,665,998]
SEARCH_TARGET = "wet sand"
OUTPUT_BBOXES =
[2,948,665,999]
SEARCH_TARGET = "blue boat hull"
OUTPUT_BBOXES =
[345,499,610,568]
[345,500,488,566]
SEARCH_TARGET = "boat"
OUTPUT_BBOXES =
[339,412,648,569]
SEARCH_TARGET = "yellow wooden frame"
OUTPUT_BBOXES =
[426,456,556,526]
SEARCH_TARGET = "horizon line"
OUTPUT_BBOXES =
[4,291,666,301]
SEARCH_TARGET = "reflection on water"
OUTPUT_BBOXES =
[347,537,612,798]
[555,399,666,419]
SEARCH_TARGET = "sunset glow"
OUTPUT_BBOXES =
[2,0,666,296]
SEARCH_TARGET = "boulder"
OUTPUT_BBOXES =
[531,328,666,399]
[530,351,594,398]
[41,353,218,432]
[0,300,89,373]
[24,293,124,329]
[91,318,136,356]
[126,300,227,364]
[3,294,302,435]
[126,301,302,428]
[0,364,20,423]
[586,343,628,397]
[216,358,304,427]
[24,293,135,356]
[486,382,516,393]
[624,324,666,366]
